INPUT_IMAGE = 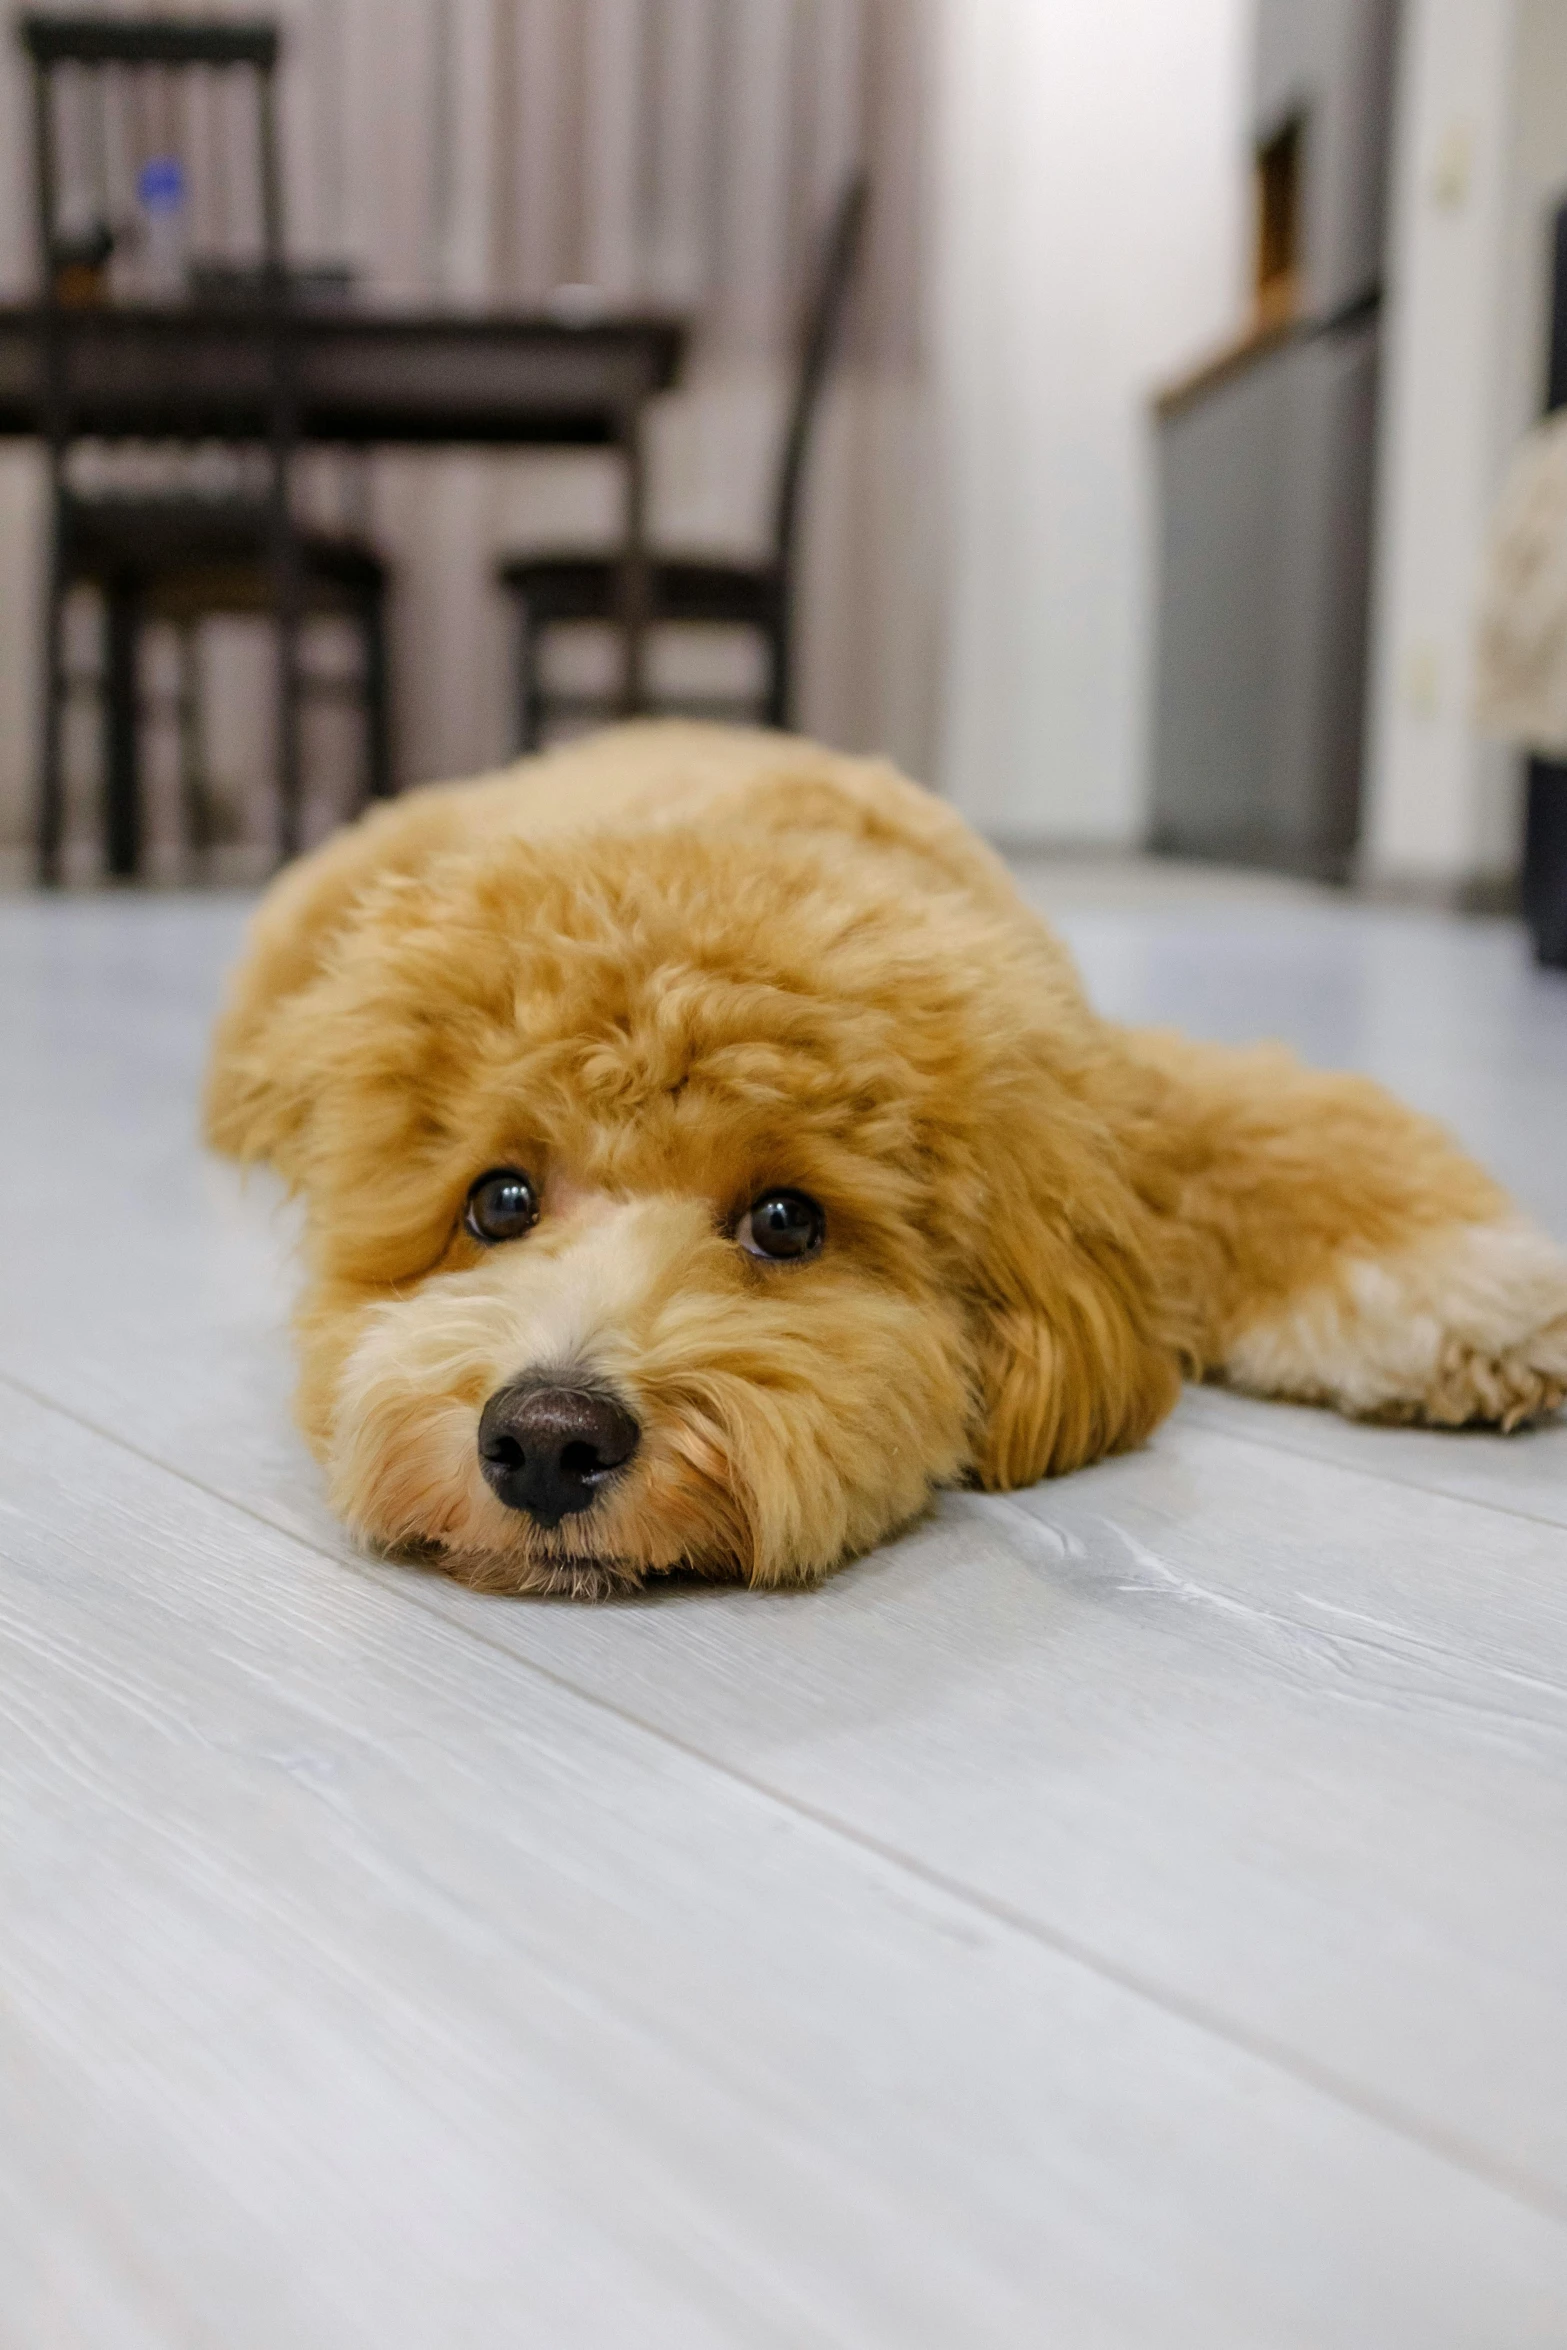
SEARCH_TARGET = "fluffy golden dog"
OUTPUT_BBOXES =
[206,722,1567,1597]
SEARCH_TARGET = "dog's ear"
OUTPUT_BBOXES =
[204,849,355,1169]
[204,784,480,1170]
[962,1099,1183,1487]
[203,932,350,1178]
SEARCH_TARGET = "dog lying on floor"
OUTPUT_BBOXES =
[206,722,1567,1598]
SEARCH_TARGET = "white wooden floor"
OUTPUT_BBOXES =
[3,872,1567,2349]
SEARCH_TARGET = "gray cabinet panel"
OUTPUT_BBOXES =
[1150,319,1379,879]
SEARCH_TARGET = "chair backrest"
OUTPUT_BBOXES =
[770,173,870,578]
[20,13,283,308]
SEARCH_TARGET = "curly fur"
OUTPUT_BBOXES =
[205,722,1567,1597]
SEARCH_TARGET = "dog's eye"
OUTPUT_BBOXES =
[736,1188,825,1262]
[464,1167,540,1245]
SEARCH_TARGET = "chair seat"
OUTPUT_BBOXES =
[61,493,387,619]
[498,551,781,630]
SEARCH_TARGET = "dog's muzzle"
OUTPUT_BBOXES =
[477,1378,641,1528]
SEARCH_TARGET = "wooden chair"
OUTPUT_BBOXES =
[498,175,869,751]
[21,12,393,883]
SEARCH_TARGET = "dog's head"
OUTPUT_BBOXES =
[210,823,1178,1595]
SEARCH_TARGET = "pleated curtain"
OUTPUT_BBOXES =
[0,0,936,870]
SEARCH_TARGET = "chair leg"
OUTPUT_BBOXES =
[103,575,142,880]
[176,620,209,874]
[363,586,393,802]
[275,610,305,864]
[763,604,791,732]
[36,547,68,887]
[516,599,545,754]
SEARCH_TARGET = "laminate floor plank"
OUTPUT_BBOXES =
[316,1427,1567,2201]
[11,1384,1565,2347]
[12,1300,1567,2200]
[5,885,1567,2342]
[1174,1379,1567,1525]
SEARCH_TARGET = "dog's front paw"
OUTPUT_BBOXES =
[1223,1219,1567,1431]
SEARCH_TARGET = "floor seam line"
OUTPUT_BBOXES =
[6,1363,1567,2228]
[1173,1400,1567,1534]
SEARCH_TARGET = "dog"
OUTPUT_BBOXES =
[206,722,1567,1598]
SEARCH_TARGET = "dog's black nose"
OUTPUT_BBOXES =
[477,1381,641,1527]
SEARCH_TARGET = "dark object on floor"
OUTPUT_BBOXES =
[1520,203,1567,968]
[497,175,869,751]
[1524,762,1567,969]
[21,11,393,883]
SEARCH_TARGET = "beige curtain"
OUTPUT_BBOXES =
[0,0,936,872]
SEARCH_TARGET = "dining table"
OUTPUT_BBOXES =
[0,294,691,866]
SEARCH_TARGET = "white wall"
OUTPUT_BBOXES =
[1363,0,1567,891]
[931,0,1251,843]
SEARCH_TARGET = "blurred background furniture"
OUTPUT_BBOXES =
[1148,0,1398,881]
[22,10,393,882]
[0,297,690,872]
[497,175,869,752]
[0,0,902,880]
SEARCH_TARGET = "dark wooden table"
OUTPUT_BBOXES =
[0,298,689,833]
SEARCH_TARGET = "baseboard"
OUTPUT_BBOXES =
[1357,868,1521,916]
[983,835,1139,864]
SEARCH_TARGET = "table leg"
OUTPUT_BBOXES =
[617,406,650,717]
